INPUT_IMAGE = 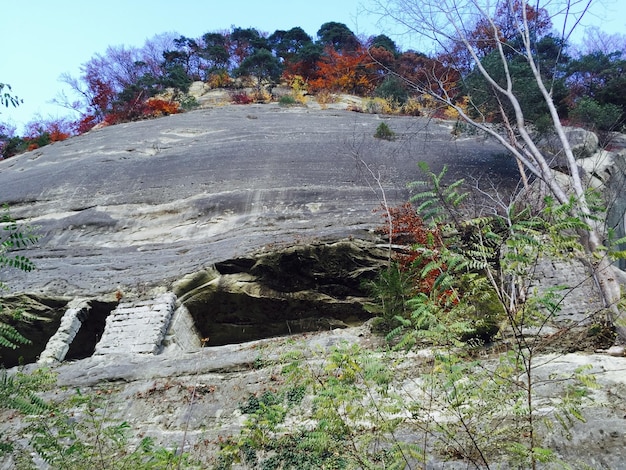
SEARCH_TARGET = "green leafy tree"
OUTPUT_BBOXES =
[375,75,409,105]
[229,27,270,68]
[200,32,231,76]
[569,96,623,132]
[377,0,626,346]
[317,22,360,53]
[235,49,282,92]
[268,27,314,64]
[370,34,399,55]
[464,34,570,126]
[566,50,626,129]
[395,164,601,468]
[284,42,323,80]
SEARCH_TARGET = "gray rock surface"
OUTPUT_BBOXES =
[2,104,625,469]
[0,104,516,298]
[2,322,624,469]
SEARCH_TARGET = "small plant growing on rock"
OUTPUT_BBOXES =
[374,121,396,140]
[0,207,37,352]
[230,92,253,105]
[278,94,297,107]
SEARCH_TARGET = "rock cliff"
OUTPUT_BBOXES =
[1,104,625,468]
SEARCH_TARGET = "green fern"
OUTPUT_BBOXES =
[0,367,54,455]
[409,163,468,229]
[0,206,38,350]
[0,321,30,349]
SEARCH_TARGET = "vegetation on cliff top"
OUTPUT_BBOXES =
[2,8,625,158]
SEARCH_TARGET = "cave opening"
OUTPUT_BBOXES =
[177,240,388,347]
[64,300,116,361]
[185,289,371,346]
[0,295,67,368]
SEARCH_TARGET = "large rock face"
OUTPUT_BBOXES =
[0,104,517,298]
[2,105,625,469]
[0,104,523,368]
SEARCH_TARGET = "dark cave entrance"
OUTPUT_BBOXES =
[0,298,118,367]
[0,295,67,368]
[178,240,388,347]
[185,289,372,346]
[64,300,116,361]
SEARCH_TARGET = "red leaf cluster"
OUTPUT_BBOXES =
[377,203,454,303]
[73,114,99,134]
[231,92,254,104]
[144,99,180,117]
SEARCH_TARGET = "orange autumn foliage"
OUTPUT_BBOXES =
[102,99,180,126]
[309,47,377,95]
[23,119,72,151]
[144,98,180,117]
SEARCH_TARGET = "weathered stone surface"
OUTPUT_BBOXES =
[2,322,624,469]
[0,104,517,298]
[37,298,90,364]
[93,293,177,356]
[530,255,605,326]
[2,104,625,468]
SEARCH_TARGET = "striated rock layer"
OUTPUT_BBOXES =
[0,104,516,298]
[3,105,625,468]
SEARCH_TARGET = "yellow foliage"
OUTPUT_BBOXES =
[207,71,231,89]
[417,94,470,120]
[401,97,421,116]
[289,75,307,94]
[315,90,337,109]
[287,76,308,105]
[253,88,272,103]
[369,97,405,115]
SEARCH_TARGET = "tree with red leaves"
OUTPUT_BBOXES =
[309,46,376,95]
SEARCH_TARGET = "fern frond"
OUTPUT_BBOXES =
[0,322,31,349]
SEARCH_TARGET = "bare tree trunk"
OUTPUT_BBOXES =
[372,0,625,345]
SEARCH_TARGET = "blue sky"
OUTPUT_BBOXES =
[1,0,624,133]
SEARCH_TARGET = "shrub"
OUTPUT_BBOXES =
[314,90,336,108]
[278,95,297,106]
[0,136,27,159]
[177,95,199,111]
[144,98,180,117]
[569,97,623,132]
[374,75,408,105]
[364,97,395,114]
[251,88,271,103]
[401,97,421,116]
[1,119,72,157]
[207,70,232,89]
[374,121,396,140]
[231,91,253,105]
[287,74,308,104]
